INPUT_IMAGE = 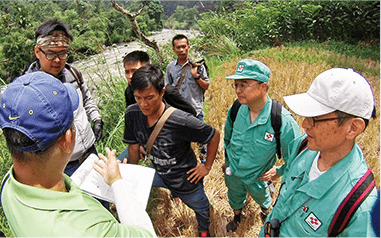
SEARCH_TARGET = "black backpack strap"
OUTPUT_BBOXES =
[271,99,282,159]
[328,168,375,237]
[297,137,309,155]
[230,99,241,123]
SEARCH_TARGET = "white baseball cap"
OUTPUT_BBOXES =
[283,68,375,119]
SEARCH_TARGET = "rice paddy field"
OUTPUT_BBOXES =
[148,46,380,237]
[0,45,379,237]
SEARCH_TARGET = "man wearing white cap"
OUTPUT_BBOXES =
[259,68,377,237]
[224,59,300,232]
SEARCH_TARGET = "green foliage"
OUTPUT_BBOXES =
[0,0,164,82]
[0,132,12,237]
[193,35,242,61]
[165,5,200,29]
[94,76,128,155]
[198,1,380,52]
[0,30,35,80]
[0,38,378,236]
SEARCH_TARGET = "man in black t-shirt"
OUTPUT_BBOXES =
[118,51,196,162]
[123,64,220,237]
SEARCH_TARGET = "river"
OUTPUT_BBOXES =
[72,29,200,85]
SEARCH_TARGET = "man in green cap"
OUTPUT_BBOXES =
[224,59,300,232]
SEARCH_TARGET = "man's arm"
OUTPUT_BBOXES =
[95,148,156,237]
[68,66,103,141]
[164,85,197,116]
[71,66,102,122]
[190,65,209,91]
[128,144,141,164]
[187,129,220,183]
[165,64,173,85]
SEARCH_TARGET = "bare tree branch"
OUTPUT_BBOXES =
[111,1,163,65]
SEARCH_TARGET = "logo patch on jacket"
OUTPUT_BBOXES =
[264,132,274,142]
[305,212,322,231]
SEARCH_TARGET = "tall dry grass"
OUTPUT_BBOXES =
[149,48,380,237]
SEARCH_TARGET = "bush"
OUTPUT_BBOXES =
[0,30,35,81]
[198,1,380,52]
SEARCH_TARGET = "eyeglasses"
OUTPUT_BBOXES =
[306,116,353,127]
[231,81,262,90]
[39,48,68,60]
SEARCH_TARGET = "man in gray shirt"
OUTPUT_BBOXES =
[166,34,209,121]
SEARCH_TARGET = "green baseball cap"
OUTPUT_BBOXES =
[226,59,271,83]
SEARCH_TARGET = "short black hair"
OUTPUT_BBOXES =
[35,19,73,41]
[3,123,75,162]
[123,50,150,66]
[172,34,189,47]
[131,64,164,94]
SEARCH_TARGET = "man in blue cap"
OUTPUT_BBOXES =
[224,59,300,232]
[0,72,155,237]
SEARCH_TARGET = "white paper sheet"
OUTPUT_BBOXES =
[70,154,155,208]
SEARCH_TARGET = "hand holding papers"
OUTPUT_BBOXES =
[70,150,155,208]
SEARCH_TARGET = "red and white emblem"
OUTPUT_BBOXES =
[305,212,322,231]
[237,65,244,72]
[264,132,274,142]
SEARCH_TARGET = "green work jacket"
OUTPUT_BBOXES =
[259,135,377,237]
[224,96,301,184]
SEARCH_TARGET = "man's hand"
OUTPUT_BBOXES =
[187,163,210,184]
[93,119,104,141]
[94,147,122,186]
[190,64,199,79]
[259,166,279,181]
[139,146,148,161]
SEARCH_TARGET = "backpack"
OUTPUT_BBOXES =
[229,98,283,159]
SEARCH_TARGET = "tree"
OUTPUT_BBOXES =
[111,1,163,65]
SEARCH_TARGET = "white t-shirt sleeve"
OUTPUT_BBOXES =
[111,179,156,237]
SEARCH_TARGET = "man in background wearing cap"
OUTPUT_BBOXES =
[259,68,377,237]
[24,19,103,176]
[0,71,155,237]
[224,59,300,232]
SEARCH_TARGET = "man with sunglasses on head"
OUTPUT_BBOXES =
[259,68,377,237]
[24,19,103,177]
[224,59,300,232]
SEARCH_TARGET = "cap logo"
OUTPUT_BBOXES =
[237,65,244,72]
[9,115,20,121]
[29,110,34,115]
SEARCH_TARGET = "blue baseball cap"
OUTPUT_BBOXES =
[226,59,271,83]
[0,71,79,152]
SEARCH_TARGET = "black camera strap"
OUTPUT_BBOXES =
[265,196,312,237]
[280,196,312,223]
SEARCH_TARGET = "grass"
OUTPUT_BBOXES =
[0,40,379,237]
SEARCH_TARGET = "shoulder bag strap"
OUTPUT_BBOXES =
[328,168,375,237]
[67,65,85,96]
[146,107,177,155]
[271,99,283,159]
[176,64,190,90]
